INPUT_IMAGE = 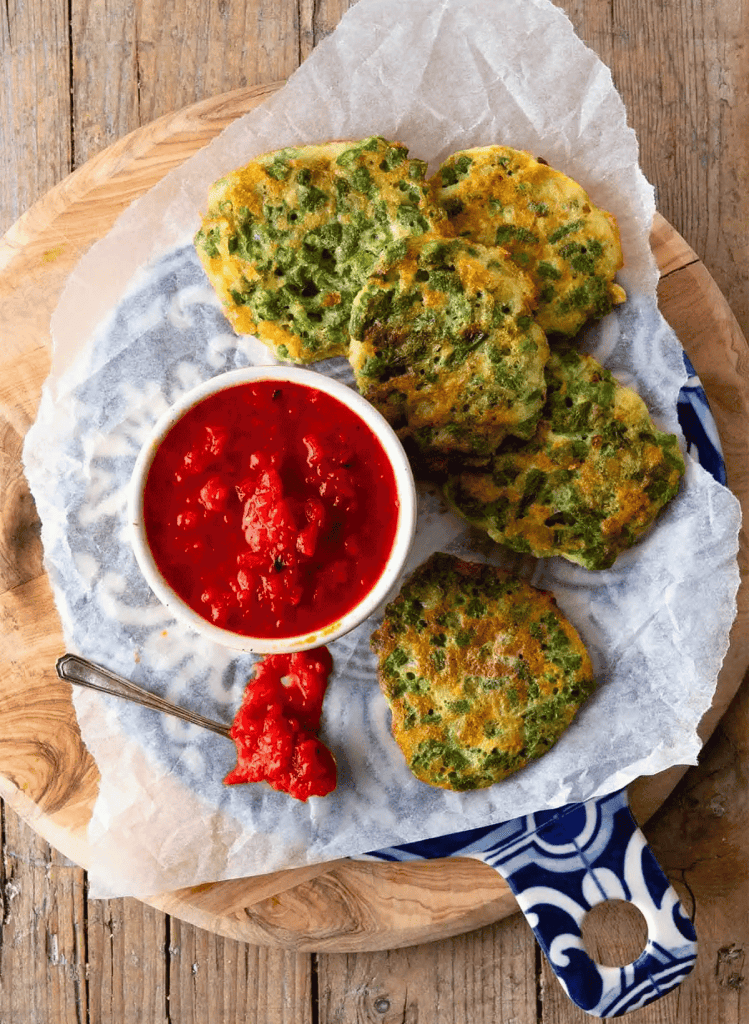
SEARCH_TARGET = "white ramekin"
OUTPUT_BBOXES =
[129,365,417,654]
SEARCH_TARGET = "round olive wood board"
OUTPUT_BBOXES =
[1,83,748,952]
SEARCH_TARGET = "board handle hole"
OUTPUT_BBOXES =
[581,899,648,967]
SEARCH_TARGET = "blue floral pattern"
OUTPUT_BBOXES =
[367,790,697,1017]
[677,353,727,485]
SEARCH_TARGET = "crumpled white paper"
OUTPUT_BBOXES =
[24,0,741,898]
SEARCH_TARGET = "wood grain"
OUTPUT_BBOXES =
[86,898,168,1023]
[134,0,301,125]
[318,916,538,1023]
[70,0,140,166]
[0,811,87,1023]
[0,0,71,232]
[165,926,313,1023]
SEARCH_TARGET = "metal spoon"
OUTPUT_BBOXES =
[56,653,231,738]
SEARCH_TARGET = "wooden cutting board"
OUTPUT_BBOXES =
[1,83,748,952]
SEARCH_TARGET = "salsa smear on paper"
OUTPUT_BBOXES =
[142,380,399,638]
[224,648,336,801]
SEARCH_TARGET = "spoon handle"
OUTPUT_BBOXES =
[56,654,232,739]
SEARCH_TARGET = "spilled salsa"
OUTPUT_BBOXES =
[142,379,399,638]
[225,647,336,801]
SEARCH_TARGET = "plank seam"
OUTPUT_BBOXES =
[297,0,303,66]
[164,913,173,1023]
[0,798,5,974]
[81,870,90,1024]
[135,8,142,124]
[67,0,76,172]
[535,939,544,1021]
[311,951,320,1024]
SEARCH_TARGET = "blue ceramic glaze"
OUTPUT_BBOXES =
[677,353,727,485]
[364,363,722,1017]
[366,789,697,1017]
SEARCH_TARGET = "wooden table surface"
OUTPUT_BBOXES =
[2,1,748,1021]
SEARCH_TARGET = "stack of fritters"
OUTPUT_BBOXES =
[443,347,686,569]
[348,235,549,460]
[196,138,684,569]
[431,146,627,338]
[195,137,446,363]
[371,554,596,791]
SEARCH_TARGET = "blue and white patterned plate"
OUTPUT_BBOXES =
[363,359,723,1018]
[677,354,727,486]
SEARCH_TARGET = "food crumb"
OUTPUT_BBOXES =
[41,245,65,264]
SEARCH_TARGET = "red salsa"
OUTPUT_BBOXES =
[224,647,336,801]
[142,380,400,638]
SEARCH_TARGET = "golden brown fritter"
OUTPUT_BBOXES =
[348,235,549,461]
[432,146,626,338]
[443,347,685,569]
[195,137,447,363]
[371,553,595,791]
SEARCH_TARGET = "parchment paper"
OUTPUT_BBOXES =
[24,0,741,898]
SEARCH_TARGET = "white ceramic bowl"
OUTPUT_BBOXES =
[129,365,417,654]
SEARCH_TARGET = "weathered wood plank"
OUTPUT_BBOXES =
[0,809,87,1024]
[70,0,140,167]
[86,897,169,1023]
[134,0,302,125]
[309,0,359,48]
[167,920,314,1023]
[318,914,538,1024]
[580,900,648,968]
[0,0,71,236]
